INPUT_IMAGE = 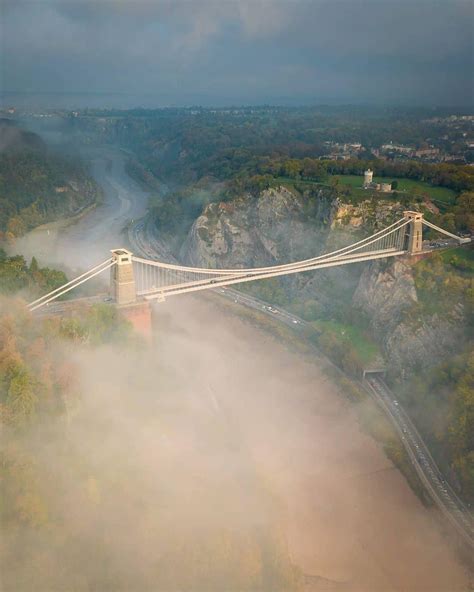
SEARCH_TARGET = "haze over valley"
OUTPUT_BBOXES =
[1,1,473,591]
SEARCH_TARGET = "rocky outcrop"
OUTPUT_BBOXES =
[353,259,418,334]
[385,309,465,372]
[353,258,465,373]
[180,186,335,268]
[331,200,407,232]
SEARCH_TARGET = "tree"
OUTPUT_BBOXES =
[301,158,327,181]
[7,366,37,425]
[342,348,363,377]
[29,256,39,274]
[454,192,474,232]
[282,159,301,179]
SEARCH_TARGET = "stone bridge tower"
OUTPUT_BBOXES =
[404,211,423,254]
[110,249,136,304]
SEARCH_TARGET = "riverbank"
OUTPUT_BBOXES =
[10,150,149,270]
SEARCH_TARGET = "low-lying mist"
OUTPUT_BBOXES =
[1,296,469,591]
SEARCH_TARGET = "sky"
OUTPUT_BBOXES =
[1,0,473,108]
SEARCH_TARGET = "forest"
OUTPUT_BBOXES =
[73,106,474,187]
[0,119,100,239]
[0,249,66,297]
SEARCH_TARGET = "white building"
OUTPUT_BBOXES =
[362,169,392,193]
[363,169,373,187]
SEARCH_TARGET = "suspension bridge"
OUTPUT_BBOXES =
[27,211,470,312]
[24,209,474,548]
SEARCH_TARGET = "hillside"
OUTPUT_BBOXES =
[0,120,101,239]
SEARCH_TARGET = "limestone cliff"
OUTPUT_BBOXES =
[353,258,466,373]
[180,185,417,320]
[180,186,336,268]
[331,199,407,232]
[353,259,418,334]
[181,185,411,266]
[180,185,464,375]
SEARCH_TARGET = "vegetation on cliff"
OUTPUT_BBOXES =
[0,248,66,297]
[0,120,100,240]
[399,348,474,503]
[413,247,474,319]
[390,248,474,502]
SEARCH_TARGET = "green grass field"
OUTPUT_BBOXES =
[438,246,474,273]
[334,175,456,204]
[311,319,380,364]
[274,174,456,204]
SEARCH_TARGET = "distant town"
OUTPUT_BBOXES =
[2,105,473,166]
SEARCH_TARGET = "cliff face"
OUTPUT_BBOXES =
[353,259,418,334]
[353,258,465,373]
[331,200,407,232]
[181,185,410,267]
[181,185,464,375]
[180,186,336,268]
[181,185,417,316]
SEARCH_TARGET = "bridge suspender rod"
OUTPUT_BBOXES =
[132,218,408,276]
[28,258,115,308]
[139,217,407,274]
[281,219,410,270]
[145,249,407,300]
[29,260,117,312]
[137,222,410,296]
[142,245,406,298]
[135,220,410,296]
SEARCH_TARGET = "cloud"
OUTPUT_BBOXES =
[1,0,473,105]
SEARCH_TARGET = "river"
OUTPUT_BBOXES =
[12,147,149,271]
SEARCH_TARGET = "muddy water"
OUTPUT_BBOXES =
[154,296,469,591]
[11,149,149,271]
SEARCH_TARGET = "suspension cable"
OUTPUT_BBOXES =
[29,260,116,312]
[422,219,470,242]
[28,258,114,308]
[132,217,408,276]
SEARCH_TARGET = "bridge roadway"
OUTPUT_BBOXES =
[128,215,474,550]
[32,294,111,317]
